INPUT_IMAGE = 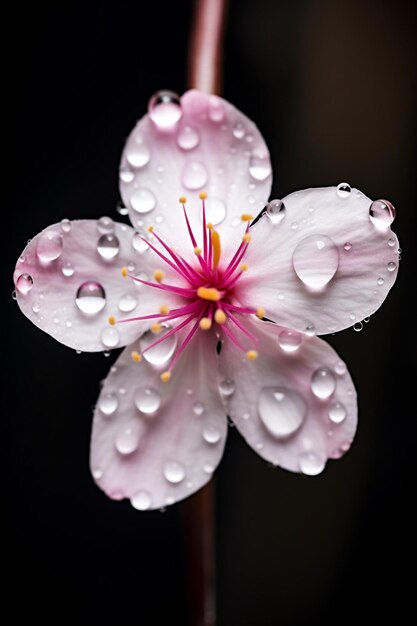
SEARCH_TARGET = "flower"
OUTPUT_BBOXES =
[13,89,399,510]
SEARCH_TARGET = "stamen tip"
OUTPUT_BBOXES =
[242,233,251,243]
[199,317,212,331]
[131,351,142,363]
[147,225,154,233]
[161,371,171,382]
[214,309,227,325]
[121,266,128,277]
[179,196,187,204]
[240,263,248,272]
[241,213,253,222]
[199,191,207,200]
[153,270,165,283]
[108,315,116,326]
[159,304,170,315]
[206,223,214,230]
[194,246,202,255]
[246,350,258,361]
[151,322,162,334]
[256,307,265,319]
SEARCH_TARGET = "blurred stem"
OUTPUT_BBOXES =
[188,0,228,94]
[183,481,216,626]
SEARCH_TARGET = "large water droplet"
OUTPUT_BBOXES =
[101,327,120,348]
[134,388,161,415]
[278,329,303,353]
[97,234,120,260]
[99,392,118,415]
[131,489,152,510]
[16,273,33,294]
[293,235,339,289]
[328,402,347,424]
[75,282,106,315]
[130,188,156,214]
[148,90,182,128]
[132,231,149,253]
[177,125,200,150]
[249,154,272,181]
[258,387,307,439]
[115,424,141,455]
[205,197,226,225]
[140,324,177,365]
[298,451,325,475]
[336,182,351,198]
[369,199,396,230]
[126,137,151,168]
[118,293,137,313]
[202,424,221,444]
[219,378,235,397]
[36,231,63,262]
[266,199,286,224]
[311,367,336,399]
[182,161,208,190]
[163,461,185,484]
[208,95,226,122]
[97,216,115,234]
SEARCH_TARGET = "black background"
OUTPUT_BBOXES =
[5,1,415,624]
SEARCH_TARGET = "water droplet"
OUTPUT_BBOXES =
[377,277,385,286]
[387,261,396,272]
[163,461,185,484]
[299,451,325,475]
[343,242,352,251]
[118,293,137,312]
[208,95,226,122]
[61,261,75,277]
[115,425,141,455]
[305,324,316,337]
[336,182,351,198]
[36,231,63,262]
[97,234,120,260]
[219,379,235,397]
[148,90,182,128]
[182,161,208,190]
[266,199,286,224]
[60,218,71,233]
[205,197,226,225]
[32,302,40,313]
[353,322,363,332]
[177,125,200,150]
[293,235,339,289]
[202,424,221,444]
[75,282,106,315]
[388,238,396,247]
[193,402,205,416]
[258,387,307,439]
[116,201,129,216]
[369,199,396,230]
[363,316,370,323]
[132,231,149,253]
[311,367,336,399]
[131,490,152,511]
[101,327,120,348]
[249,153,271,181]
[334,361,347,375]
[291,222,299,230]
[99,393,118,415]
[16,273,33,294]
[232,122,245,139]
[92,468,103,480]
[126,137,151,168]
[278,329,303,353]
[97,216,114,235]
[120,168,134,183]
[140,325,177,365]
[130,188,156,214]
[203,462,214,474]
[134,388,161,415]
[328,402,347,424]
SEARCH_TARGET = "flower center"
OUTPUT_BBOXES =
[112,193,263,381]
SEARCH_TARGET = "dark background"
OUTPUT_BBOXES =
[5,1,415,624]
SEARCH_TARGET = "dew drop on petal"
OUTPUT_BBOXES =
[131,490,152,511]
[203,462,214,474]
[369,199,396,230]
[140,325,177,365]
[266,199,286,224]
[377,277,385,286]
[334,361,347,376]
[101,327,120,348]
[16,273,33,294]
[336,182,351,198]
[258,387,307,439]
[36,231,63,262]
[120,168,134,183]
[311,367,336,399]
[97,234,120,260]
[148,90,182,128]
[202,424,221,444]
[388,238,396,247]
[61,261,75,277]
[232,122,245,139]
[163,461,185,484]
[293,235,339,289]
[249,153,272,181]
[115,425,141,455]
[118,293,137,313]
[99,392,118,415]
[305,324,316,337]
[134,388,161,415]
[219,378,235,397]
[208,95,226,122]
[60,218,71,233]
[75,282,106,315]
[97,216,115,234]
[299,451,325,475]
[182,161,208,190]
[278,329,303,353]
[387,261,396,272]
[116,201,129,216]
[176,125,200,150]
[193,402,205,416]
[126,138,151,168]
[205,197,226,225]
[328,402,347,424]
[132,231,149,253]
[343,242,352,251]
[353,322,363,332]
[130,188,156,214]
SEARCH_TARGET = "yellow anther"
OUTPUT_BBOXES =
[161,371,171,382]
[194,246,202,255]
[197,287,221,302]
[246,350,258,361]
[108,315,116,326]
[206,223,214,230]
[159,304,170,315]
[121,266,128,277]
[242,233,251,243]
[199,191,207,200]
[241,213,253,222]
[153,270,165,283]
[151,322,162,334]
[147,225,154,233]
[211,229,221,269]
[256,307,265,319]
[179,196,187,204]
[199,317,212,330]
[214,309,227,325]
[240,263,248,272]
[131,351,142,363]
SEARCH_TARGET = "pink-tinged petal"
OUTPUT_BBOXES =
[119,90,272,253]
[13,220,179,352]
[219,318,357,474]
[239,187,399,334]
[90,331,227,510]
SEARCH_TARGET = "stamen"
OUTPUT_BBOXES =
[108,315,116,326]
[159,304,170,315]
[197,287,221,301]
[239,263,248,272]
[200,317,212,330]
[151,322,162,334]
[246,350,258,360]
[147,226,154,233]
[241,213,253,222]
[161,371,171,382]
[153,270,165,283]
[199,191,207,200]
[214,309,227,325]
[211,229,221,269]
[131,351,142,363]
[121,267,128,277]
[194,247,202,255]
[179,196,187,204]
[242,233,251,243]
[256,307,265,319]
